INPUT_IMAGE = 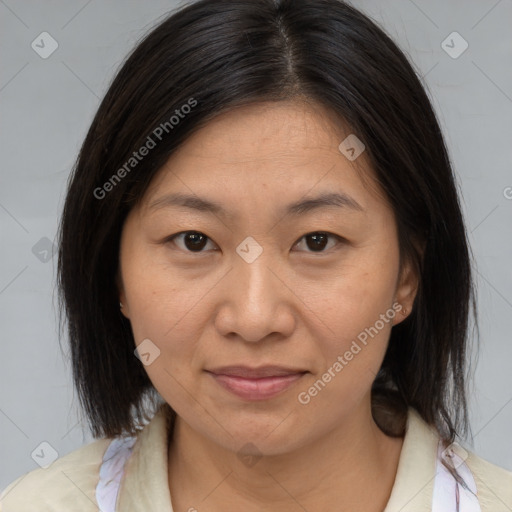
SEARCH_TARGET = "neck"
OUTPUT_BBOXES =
[167,401,404,512]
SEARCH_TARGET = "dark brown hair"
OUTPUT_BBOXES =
[57,0,476,443]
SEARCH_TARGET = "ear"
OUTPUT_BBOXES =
[392,256,420,326]
[116,268,130,319]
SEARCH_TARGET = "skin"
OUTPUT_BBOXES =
[118,99,419,512]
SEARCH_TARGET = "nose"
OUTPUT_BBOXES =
[213,249,296,343]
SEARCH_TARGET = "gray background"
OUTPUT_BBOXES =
[1,0,511,491]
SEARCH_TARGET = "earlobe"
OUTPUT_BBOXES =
[119,297,130,319]
[392,304,409,326]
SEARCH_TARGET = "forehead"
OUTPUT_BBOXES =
[140,99,384,216]
[189,100,346,154]
[167,99,358,166]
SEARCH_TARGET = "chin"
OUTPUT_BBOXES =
[213,414,308,455]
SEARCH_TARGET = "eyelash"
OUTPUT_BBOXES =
[164,230,346,254]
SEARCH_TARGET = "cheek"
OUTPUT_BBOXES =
[297,305,395,418]
[316,241,398,335]
[122,243,199,337]
[123,269,206,410]
[304,242,399,398]
[121,252,220,385]
[126,275,202,354]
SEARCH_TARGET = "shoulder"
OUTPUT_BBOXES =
[465,450,512,511]
[0,437,112,511]
[397,409,512,511]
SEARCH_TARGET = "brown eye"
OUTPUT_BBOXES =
[169,231,216,253]
[293,232,342,253]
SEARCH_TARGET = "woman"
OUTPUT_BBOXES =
[1,0,511,510]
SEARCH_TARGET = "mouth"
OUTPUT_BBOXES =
[205,366,308,401]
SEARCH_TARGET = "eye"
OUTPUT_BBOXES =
[165,230,345,254]
[166,231,217,253]
[293,231,344,253]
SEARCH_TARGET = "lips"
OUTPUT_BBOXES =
[207,365,307,378]
[205,366,307,401]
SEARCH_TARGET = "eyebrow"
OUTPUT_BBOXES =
[147,191,364,218]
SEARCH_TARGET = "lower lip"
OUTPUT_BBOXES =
[207,372,306,401]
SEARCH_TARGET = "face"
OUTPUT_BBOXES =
[118,99,418,456]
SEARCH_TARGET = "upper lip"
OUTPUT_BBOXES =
[206,365,307,379]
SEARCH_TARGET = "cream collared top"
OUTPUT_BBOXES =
[1,404,511,511]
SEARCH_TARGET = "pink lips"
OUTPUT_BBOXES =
[206,366,307,401]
